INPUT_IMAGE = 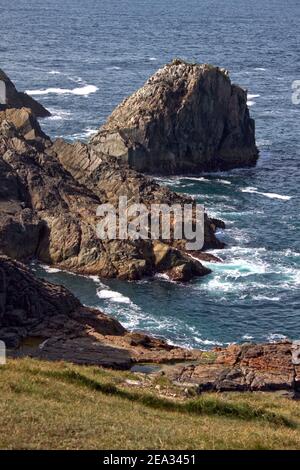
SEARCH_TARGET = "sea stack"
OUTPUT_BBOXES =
[91,59,259,175]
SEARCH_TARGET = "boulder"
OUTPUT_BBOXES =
[90,59,259,175]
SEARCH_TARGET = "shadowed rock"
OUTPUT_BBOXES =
[0,256,201,367]
[0,69,50,117]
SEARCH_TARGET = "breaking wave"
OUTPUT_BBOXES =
[26,84,98,97]
[241,187,292,200]
[97,288,131,304]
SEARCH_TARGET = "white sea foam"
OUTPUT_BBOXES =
[184,176,210,183]
[26,84,98,97]
[97,288,131,304]
[257,139,272,147]
[154,273,177,284]
[224,227,251,244]
[40,264,62,274]
[252,295,281,301]
[46,108,72,121]
[216,179,232,185]
[242,334,254,340]
[260,192,292,200]
[69,128,98,140]
[202,276,239,293]
[89,275,101,283]
[254,67,266,71]
[193,337,223,346]
[283,249,300,257]
[247,93,260,107]
[267,333,288,342]
[241,187,292,200]
[39,263,105,286]
[154,176,185,186]
[205,258,266,277]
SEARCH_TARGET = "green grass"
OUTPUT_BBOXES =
[1,358,300,450]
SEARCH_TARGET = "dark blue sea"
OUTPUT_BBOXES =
[1,0,299,348]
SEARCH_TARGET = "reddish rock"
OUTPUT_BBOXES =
[167,342,299,394]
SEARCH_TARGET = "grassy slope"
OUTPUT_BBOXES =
[0,358,300,450]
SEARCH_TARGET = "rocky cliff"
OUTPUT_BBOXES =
[0,102,221,281]
[0,69,50,118]
[91,59,258,174]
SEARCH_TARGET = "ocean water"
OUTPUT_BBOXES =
[1,0,300,348]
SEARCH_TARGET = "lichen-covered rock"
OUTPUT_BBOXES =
[91,59,258,175]
[165,342,300,395]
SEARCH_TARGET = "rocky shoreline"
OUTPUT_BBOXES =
[1,62,295,396]
[1,256,299,396]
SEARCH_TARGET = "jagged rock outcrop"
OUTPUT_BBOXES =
[0,256,202,367]
[52,138,224,252]
[0,116,220,281]
[165,342,300,395]
[91,59,258,175]
[0,69,50,117]
[0,68,226,281]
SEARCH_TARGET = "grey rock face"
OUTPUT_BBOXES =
[91,59,258,175]
[0,68,223,282]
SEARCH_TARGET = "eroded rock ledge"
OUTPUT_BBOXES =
[164,342,300,397]
[91,59,259,175]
